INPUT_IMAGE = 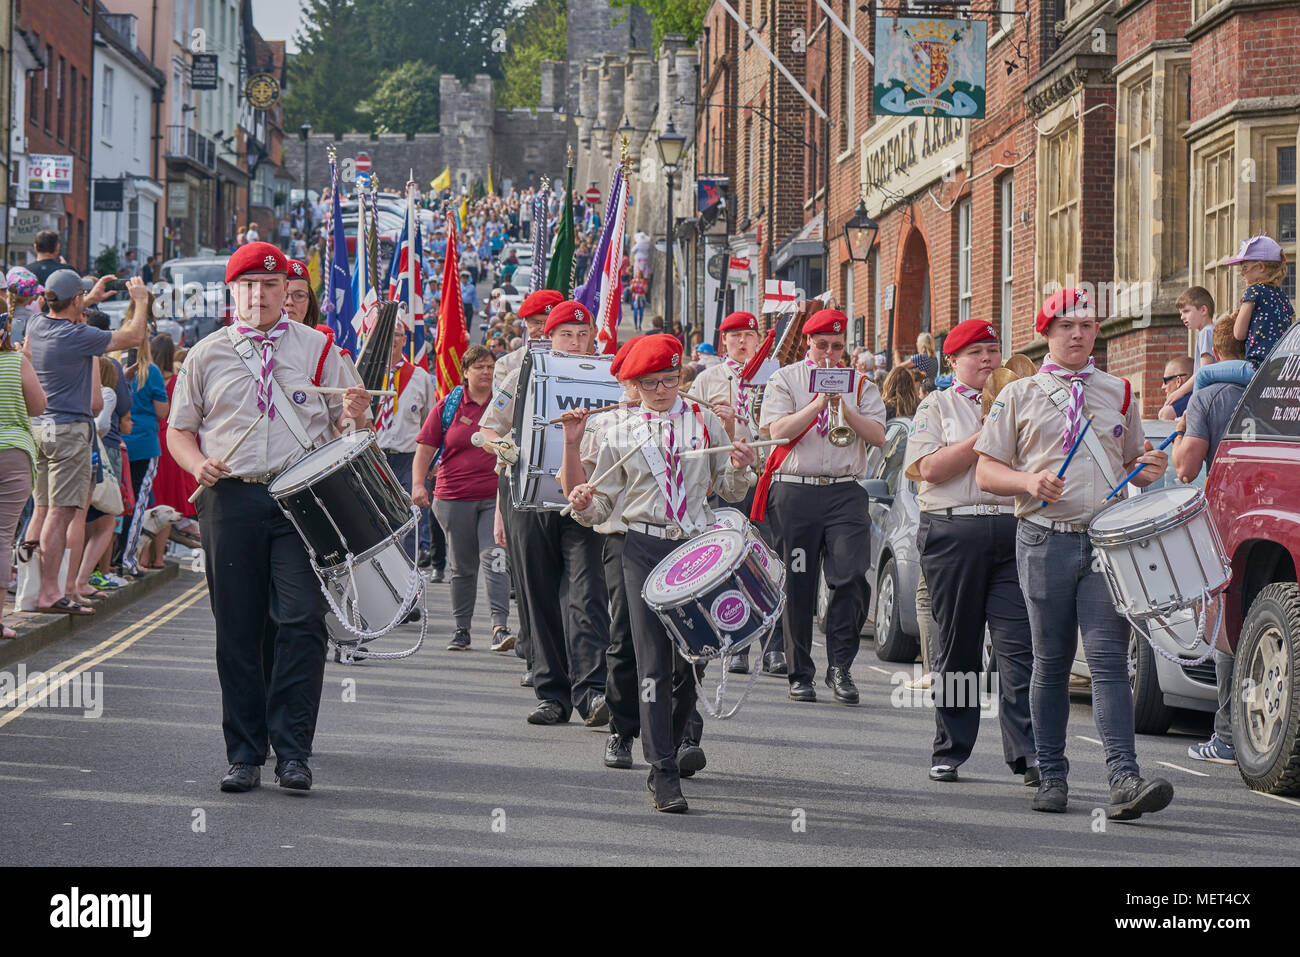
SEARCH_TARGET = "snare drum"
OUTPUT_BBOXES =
[1088,486,1231,621]
[642,528,786,663]
[511,349,625,510]
[268,430,419,633]
[710,508,781,588]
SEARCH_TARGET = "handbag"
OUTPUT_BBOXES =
[90,433,124,514]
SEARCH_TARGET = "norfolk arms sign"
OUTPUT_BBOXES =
[858,114,967,218]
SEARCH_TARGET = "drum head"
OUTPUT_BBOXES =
[1090,485,1201,535]
[645,529,745,608]
[269,430,377,494]
[710,508,747,532]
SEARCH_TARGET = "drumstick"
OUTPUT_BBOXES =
[189,413,264,503]
[679,437,790,458]
[560,433,652,517]
[1039,414,1093,509]
[301,385,397,397]
[1103,429,1177,502]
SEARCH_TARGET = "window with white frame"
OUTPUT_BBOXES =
[957,197,972,322]
[1000,174,1014,351]
[1263,137,1297,300]
[100,66,114,143]
[1039,122,1081,292]
[1196,139,1236,313]
[133,94,141,162]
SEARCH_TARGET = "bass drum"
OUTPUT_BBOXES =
[511,348,625,510]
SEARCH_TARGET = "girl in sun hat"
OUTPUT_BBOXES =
[5,267,43,346]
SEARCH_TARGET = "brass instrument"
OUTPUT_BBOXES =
[980,354,1037,421]
[823,357,856,447]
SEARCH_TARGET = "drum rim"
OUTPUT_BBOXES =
[1088,485,1206,544]
[643,528,749,609]
[313,514,417,573]
[268,429,380,496]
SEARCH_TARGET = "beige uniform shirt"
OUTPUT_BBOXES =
[757,360,887,478]
[975,367,1146,523]
[376,365,436,453]
[574,401,754,531]
[169,322,358,476]
[493,342,528,391]
[904,382,1015,512]
[694,359,761,443]
[481,366,520,439]
[579,404,633,535]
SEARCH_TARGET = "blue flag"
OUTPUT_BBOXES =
[325,185,358,356]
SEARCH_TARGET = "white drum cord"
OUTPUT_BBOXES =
[1128,585,1222,668]
[688,609,784,720]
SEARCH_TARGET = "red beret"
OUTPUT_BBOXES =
[943,318,999,355]
[720,311,759,333]
[519,288,563,319]
[287,259,309,281]
[803,309,848,336]
[609,336,638,379]
[618,334,683,381]
[1034,287,1092,334]
[543,300,594,335]
[225,242,288,283]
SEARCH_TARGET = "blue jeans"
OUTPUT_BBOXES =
[1015,521,1140,786]
[632,297,645,328]
[1193,359,1255,392]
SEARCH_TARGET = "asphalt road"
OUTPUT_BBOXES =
[1,567,1296,867]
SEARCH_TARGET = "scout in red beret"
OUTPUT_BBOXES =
[943,318,999,355]
[287,259,309,280]
[226,242,290,329]
[803,308,849,337]
[519,288,563,320]
[283,259,321,327]
[617,333,682,382]
[1034,287,1091,334]
[609,336,639,379]
[543,300,594,334]
[719,311,759,333]
[542,300,597,354]
[225,241,288,283]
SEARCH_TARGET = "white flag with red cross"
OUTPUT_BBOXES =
[763,279,797,314]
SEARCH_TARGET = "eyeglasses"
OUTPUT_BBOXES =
[286,291,310,303]
[637,375,681,392]
[1162,373,1189,384]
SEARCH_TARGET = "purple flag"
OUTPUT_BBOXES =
[574,165,625,317]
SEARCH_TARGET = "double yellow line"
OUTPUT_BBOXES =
[0,580,209,728]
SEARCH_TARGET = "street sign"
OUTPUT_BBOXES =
[93,179,124,211]
[707,252,728,281]
[884,283,896,311]
[191,54,218,91]
[729,257,750,271]
[355,153,372,174]
[10,210,45,245]
[585,186,601,205]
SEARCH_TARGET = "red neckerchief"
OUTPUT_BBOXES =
[376,359,416,433]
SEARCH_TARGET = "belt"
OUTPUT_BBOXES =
[626,521,698,541]
[1021,513,1091,534]
[772,474,859,486]
[235,472,275,485]
[941,505,1016,517]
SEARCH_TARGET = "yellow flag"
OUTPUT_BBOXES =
[431,166,451,192]
[487,166,494,196]
[306,248,322,292]
[458,196,468,230]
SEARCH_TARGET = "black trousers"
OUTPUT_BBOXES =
[623,531,700,772]
[603,533,639,736]
[768,481,870,685]
[197,479,328,766]
[498,472,532,667]
[517,508,609,719]
[918,512,1035,770]
[710,486,784,661]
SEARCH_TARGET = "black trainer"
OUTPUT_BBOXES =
[520,669,534,687]
[727,652,749,674]
[1107,774,1173,821]
[1032,778,1068,813]
[929,764,959,782]
[527,699,567,725]
[220,763,260,793]
[274,759,312,792]
[446,628,470,651]
[647,768,688,813]
[583,694,610,728]
[1023,765,1042,788]
[677,741,707,777]
[604,732,633,769]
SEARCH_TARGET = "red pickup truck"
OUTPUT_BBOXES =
[1205,324,1300,795]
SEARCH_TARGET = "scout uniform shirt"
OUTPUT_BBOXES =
[693,358,770,444]
[493,341,529,391]
[481,365,521,440]
[579,404,634,535]
[574,400,754,532]
[758,360,887,478]
[169,321,359,477]
[975,365,1145,523]
[904,381,1015,512]
[375,363,436,455]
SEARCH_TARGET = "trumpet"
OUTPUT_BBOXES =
[823,359,855,448]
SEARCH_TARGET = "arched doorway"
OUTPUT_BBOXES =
[894,228,931,359]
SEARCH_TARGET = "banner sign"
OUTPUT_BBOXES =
[28,154,73,194]
[93,179,124,211]
[697,177,727,214]
[873,16,986,118]
[192,54,218,90]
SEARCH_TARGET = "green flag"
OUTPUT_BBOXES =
[545,163,575,297]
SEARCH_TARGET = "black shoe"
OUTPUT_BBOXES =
[825,666,860,705]
[647,768,688,813]
[274,759,312,792]
[788,680,817,702]
[1032,778,1069,813]
[1107,774,1173,821]
[1023,765,1042,788]
[520,669,534,687]
[677,741,707,778]
[527,699,568,725]
[417,548,433,569]
[762,651,788,675]
[727,652,749,674]
[220,763,261,792]
[583,694,610,728]
[929,764,959,782]
[604,732,633,769]
[429,567,445,583]
[401,605,421,624]
[446,628,470,651]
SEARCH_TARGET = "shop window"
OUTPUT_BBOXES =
[1039,122,1080,293]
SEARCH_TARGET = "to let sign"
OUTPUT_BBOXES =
[29,154,73,194]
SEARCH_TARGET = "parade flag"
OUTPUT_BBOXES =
[574,166,624,345]
[349,195,378,338]
[458,196,469,231]
[325,171,359,355]
[306,248,322,292]
[529,191,548,293]
[386,185,428,369]
[545,163,575,296]
[431,166,451,192]
[432,212,469,399]
[763,279,797,314]
[487,167,494,196]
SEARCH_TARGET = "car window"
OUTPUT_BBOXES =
[1225,323,1300,442]
[159,262,226,286]
[880,422,910,491]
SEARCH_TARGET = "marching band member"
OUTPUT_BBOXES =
[481,300,610,727]
[693,310,786,676]
[166,241,371,794]
[902,319,1036,784]
[567,334,756,813]
[975,289,1173,819]
[757,309,886,705]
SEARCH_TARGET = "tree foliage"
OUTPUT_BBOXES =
[495,0,567,110]
[357,60,442,133]
[610,0,709,51]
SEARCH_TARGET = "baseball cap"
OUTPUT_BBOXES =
[43,269,94,301]
[1222,234,1284,265]
[697,343,716,355]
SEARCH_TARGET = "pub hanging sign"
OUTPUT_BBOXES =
[873,16,987,119]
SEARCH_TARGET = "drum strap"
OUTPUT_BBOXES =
[227,325,315,451]
[1032,373,1120,491]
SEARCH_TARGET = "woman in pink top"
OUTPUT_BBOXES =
[412,345,509,651]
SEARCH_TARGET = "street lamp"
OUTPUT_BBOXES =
[656,118,687,330]
[300,122,312,205]
[842,198,879,262]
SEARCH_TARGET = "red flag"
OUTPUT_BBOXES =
[433,213,469,399]
[740,327,778,381]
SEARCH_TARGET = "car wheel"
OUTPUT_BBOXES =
[1130,629,1175,735]
[1232,583,1300,795]
[815,569,830,634]
[874,556,919,662]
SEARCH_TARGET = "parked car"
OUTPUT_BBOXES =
[156,257,231,345]
[501,267,532,314]
[1205,326,1300,794]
